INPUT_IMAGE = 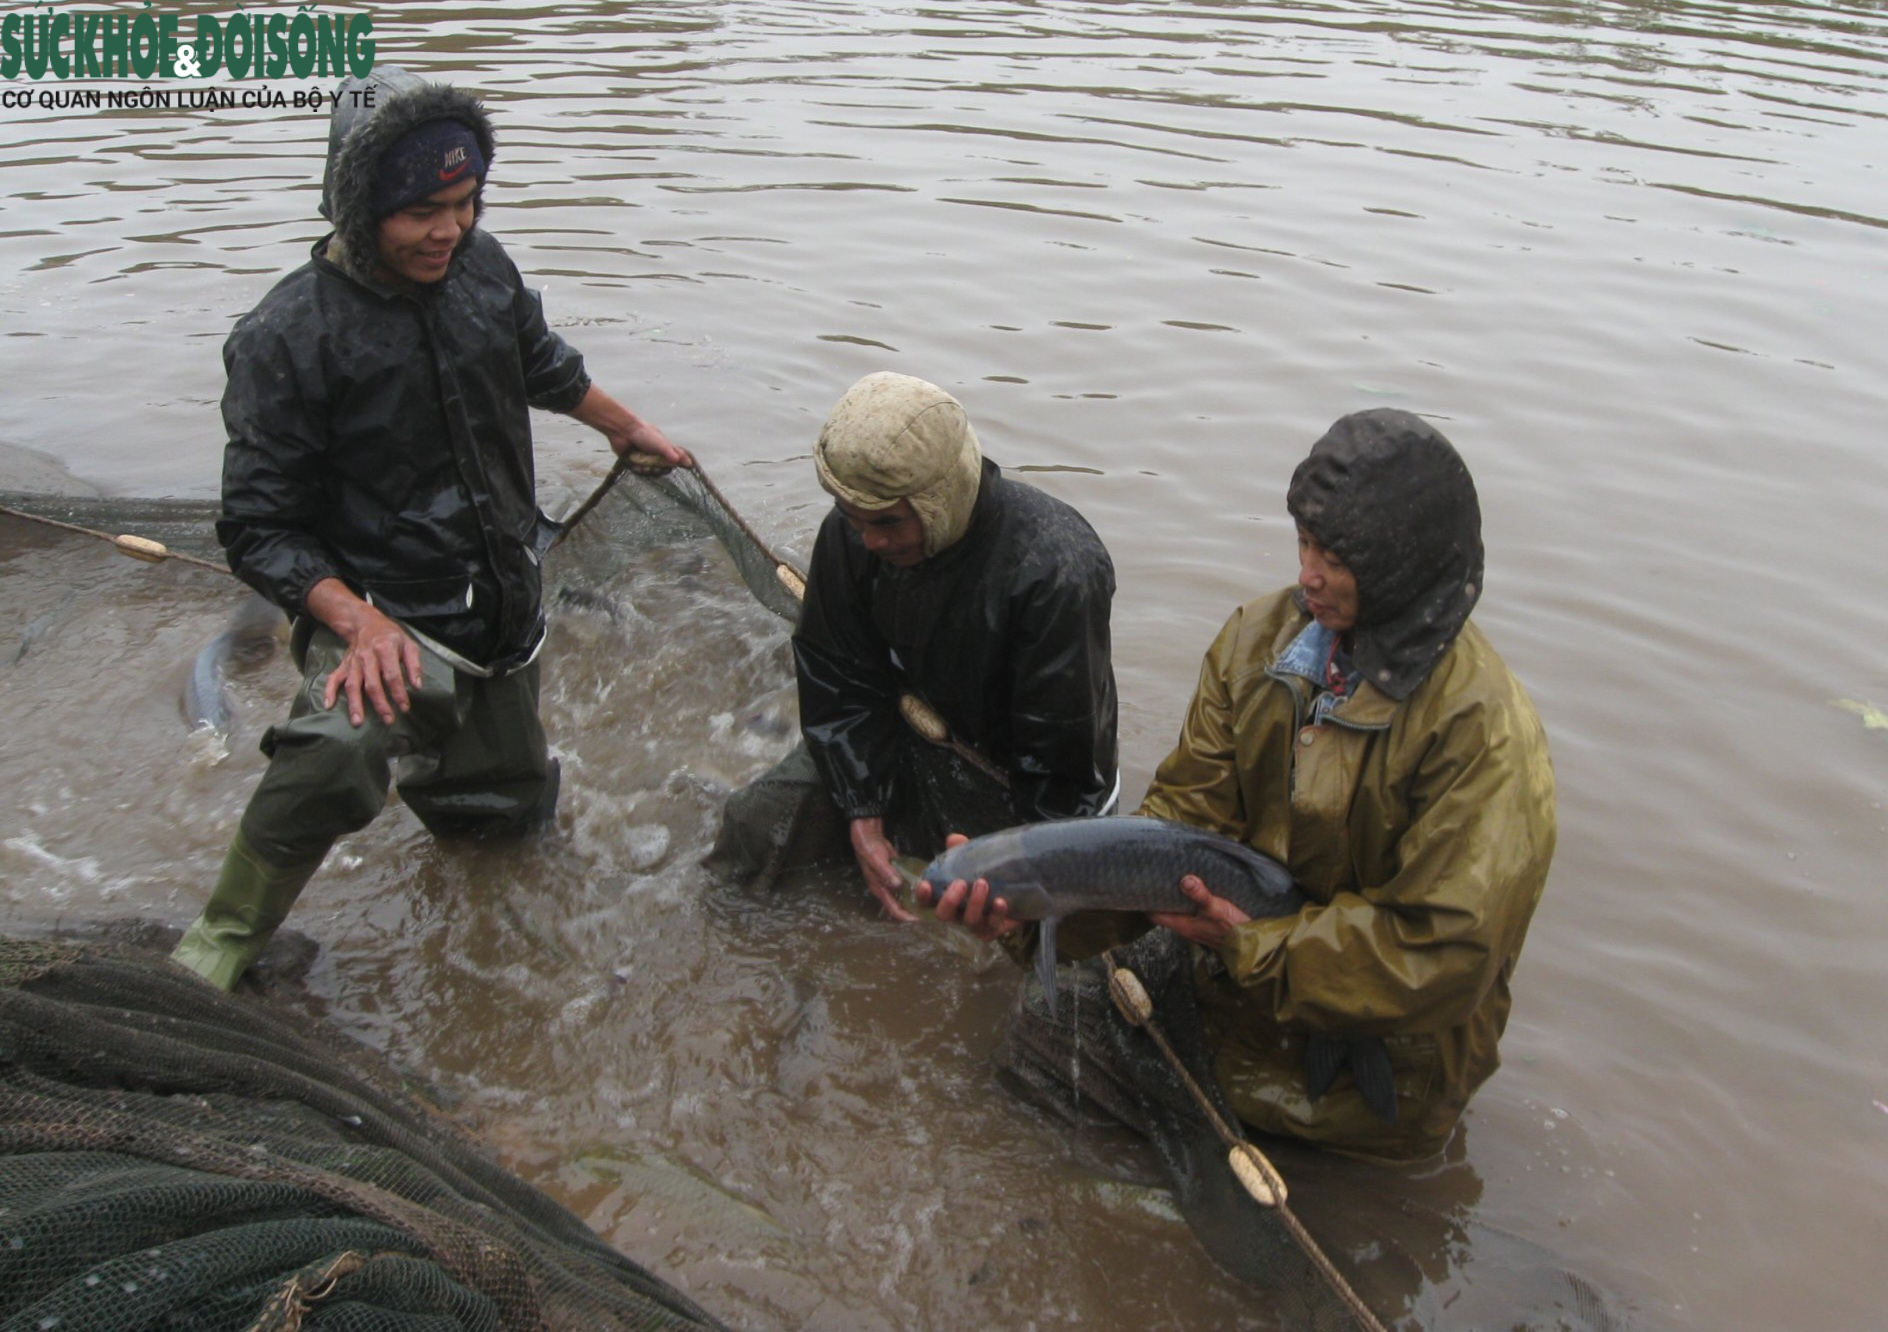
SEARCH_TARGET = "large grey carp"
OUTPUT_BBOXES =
[920,815,1396,1122]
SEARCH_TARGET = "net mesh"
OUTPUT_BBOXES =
[995,929,1370,1332]
[0,935,726,1332]
[548,465,804,626]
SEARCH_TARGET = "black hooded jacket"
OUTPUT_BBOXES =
[217,68,590,667]
[793,460,1119,830]
[1285,409,1484,701]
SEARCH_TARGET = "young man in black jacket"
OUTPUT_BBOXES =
[171,67,689,989]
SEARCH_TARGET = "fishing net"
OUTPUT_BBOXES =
[551,459,1027,888]
[997,932,1634,1332]
[996,928,1374,1331]
[0,465,804,1331]
[0,934,727,1332]
[5,459,807,624]
[547,461,805,625]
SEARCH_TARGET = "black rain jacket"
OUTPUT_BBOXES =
[793,459,1119,830]
[217,68,590,667]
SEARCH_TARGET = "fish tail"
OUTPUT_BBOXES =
[1303,1032,1344,1101]
[185,631,235,733]
[1302,1034,1398,1124]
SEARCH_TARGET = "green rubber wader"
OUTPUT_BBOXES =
[173,624,556,988]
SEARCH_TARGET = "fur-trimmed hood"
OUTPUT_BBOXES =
[318,66,496,284]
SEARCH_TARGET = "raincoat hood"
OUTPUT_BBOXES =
[1286,408,1483,701]
[318,66,497,285]
[813,372,984,559]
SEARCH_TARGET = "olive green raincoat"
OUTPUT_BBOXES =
[1133,588,1555,1159]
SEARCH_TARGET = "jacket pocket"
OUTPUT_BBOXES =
[361,573,475,620]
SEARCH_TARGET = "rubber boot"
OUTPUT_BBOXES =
[170,830,325,991]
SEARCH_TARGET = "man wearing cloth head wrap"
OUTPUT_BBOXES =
[718,372,1119,918]
[931,409,1555,1159]
[170,68,693,991]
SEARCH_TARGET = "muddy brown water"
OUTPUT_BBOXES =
[4,2,1888,1328]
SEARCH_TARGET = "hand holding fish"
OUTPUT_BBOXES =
[1149,875,1252,948]
[918,818,1303,1014]
[850,817,918,922]
[917,835,1025,941]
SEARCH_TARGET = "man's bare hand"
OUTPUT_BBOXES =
[306,578,423,728]
[1149,873,1252,948]
[570,384,693,471]
[850,817,915,922]
[916,833,1022,941]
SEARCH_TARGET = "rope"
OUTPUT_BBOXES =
[1101,949,1390,1332]
[0,503,232,574]
[547,452,638,549]
[683,459,798,582]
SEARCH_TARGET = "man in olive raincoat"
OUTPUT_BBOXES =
[931,409,1555,1160]
[170,67,689,991]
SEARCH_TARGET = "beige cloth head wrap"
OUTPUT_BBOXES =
[814,372,984,559]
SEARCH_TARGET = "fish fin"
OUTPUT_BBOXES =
[1303,1033,1343,1101]
[1349,1038,1398,1124]
[1301,1035,1398,1124]
[1035,916,1060,1021]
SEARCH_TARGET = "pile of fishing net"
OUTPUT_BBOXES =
[0,934,728,1331]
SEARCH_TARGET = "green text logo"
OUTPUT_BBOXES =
[2,4,376,81]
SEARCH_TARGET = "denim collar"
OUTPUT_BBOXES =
[1270,619,1393,729]
[1275,620,1339,682]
